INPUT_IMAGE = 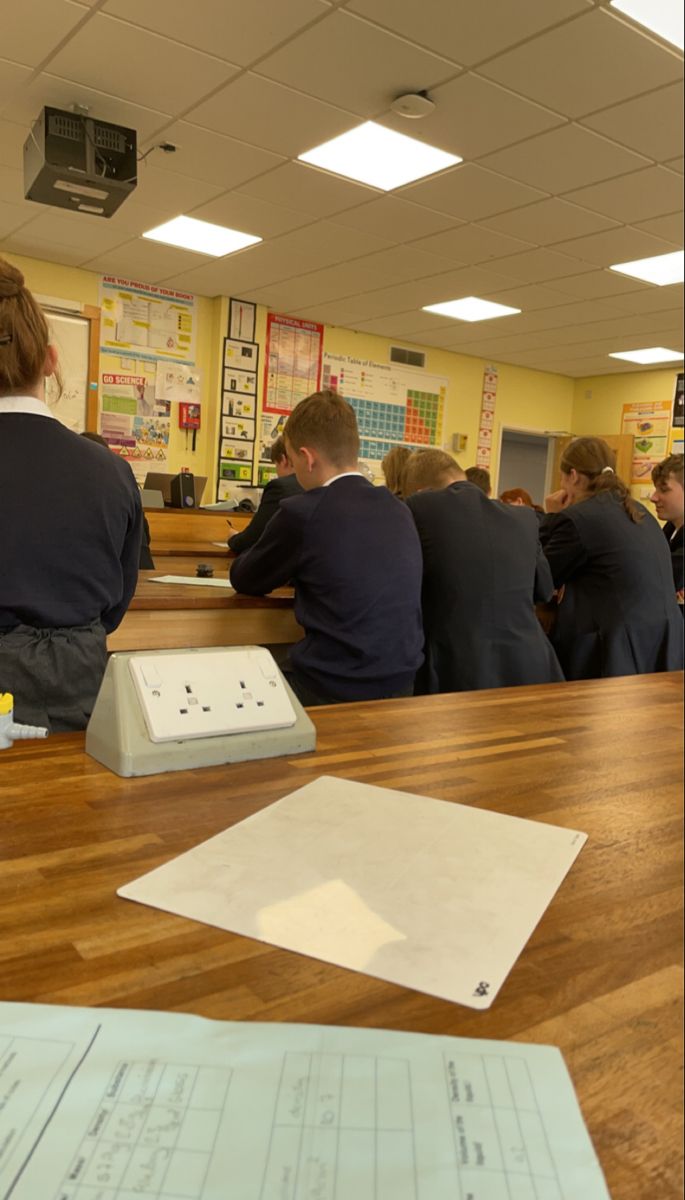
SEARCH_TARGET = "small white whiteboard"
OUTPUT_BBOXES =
[119,775,586,1010]
[44,310,90,432]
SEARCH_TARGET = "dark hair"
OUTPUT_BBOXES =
[0,257,60,397]
[284,389,359,467]
[652,453,684,489]
[500,487,534,507]
[269,435,288,465]
[402,448,463,497]
[81,431,109,448]
[465,466,491,495]
[381,445,412,497]
[561,436,642,523]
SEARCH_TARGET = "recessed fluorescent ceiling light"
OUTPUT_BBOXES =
[298,121,461,190]
[142,216,261,257]
[609,250,684,285]
[610,0,684,49]
[609,347,684,364]
[422,297,521,322]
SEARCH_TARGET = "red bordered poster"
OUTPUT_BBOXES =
[263,312,324,415]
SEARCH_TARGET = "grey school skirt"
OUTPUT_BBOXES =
[0,620,107,732]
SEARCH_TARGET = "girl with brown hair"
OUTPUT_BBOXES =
[540,437,682,679]
[0,257,143,730]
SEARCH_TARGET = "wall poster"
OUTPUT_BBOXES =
[264,313,323,414]
[100,277,196,363]
[322,352,447,463]
[216,328,259,498]
[621,400,672,485]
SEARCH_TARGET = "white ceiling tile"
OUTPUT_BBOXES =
[144,122,284,193]
[102,0,329,65]
[544,268,656,300]
[481,247,594,283]
[379,74,563,160]
[0,164,26,206]
[131,165,224,213]
[0,201,34,239]
[353,244,455,283]
[553,225,681,266]
[667,157,684,174]
[48,14,239,114]
[104,197,189,237]
[607,283,684,314]
[579,82,683,163]
[330,195,459,242]
[481,282,579,311]
[0,61,33,110]
[287,303,374,327]
[186,75,355,159]
[0,73,172,143]
[255,10,457,116]
[408,223,535,264]
[251,219,393,274]
[399,164,547,221]
[482,197,620,245]
[10,208,131,254]
[191,192,312,239]
[153,259,262,297]
[246,261,391,311]
[634,212,684,244]
[345,0,591,68]
[480,9,684,119]
[563,167,684,224]
[352,309,457,338]
[0,230,98,266]
[83,238,215,281]
[481,124,651,194]
[238,161,380,217]
[0,1,88,68]
[0,119,30,169]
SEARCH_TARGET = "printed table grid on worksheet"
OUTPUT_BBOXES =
[55,1059,232,1200]
[441,1052,565,1200]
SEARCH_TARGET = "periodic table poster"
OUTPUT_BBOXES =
[322,352,447,462]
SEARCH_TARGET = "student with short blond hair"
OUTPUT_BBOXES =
[231,389,423,704]
[403,449,562,693]
[0,257,142,730]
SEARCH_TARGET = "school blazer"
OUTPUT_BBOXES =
[228,474,303,555]
[407,481,563,694]
[540,494,683,680]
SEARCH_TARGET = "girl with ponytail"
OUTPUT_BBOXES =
[0,257,143,731]
[539,436,682,680]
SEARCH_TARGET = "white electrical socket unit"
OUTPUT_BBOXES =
[129,648,297,743]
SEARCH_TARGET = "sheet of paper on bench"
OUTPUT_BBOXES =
[0,1000,610,1200]
[119,775,586,1010]
[151,575,234,589]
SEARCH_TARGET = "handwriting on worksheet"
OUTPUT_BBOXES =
[0,1003,610,1200]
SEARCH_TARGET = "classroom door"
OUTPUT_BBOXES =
[550,434,634,489]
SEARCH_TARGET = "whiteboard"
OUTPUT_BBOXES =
[44,310,90,433]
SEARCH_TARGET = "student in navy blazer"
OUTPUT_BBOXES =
[230,390,424,705]
[227,435,303,555]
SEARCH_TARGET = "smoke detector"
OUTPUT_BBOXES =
[390,91,436,119]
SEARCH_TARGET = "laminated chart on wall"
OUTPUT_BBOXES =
[322,352,446,462]
[100,277,197,364]
[264,313,323,414]
[0,1001,611,1200]
[621,400,672,485]
[100,363,171,481]
[476,367,498,469]
[217,332,259,494]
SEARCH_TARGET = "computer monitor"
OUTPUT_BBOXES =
[144,472,207,506]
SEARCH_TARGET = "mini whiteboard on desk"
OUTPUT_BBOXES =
[119,775,586,1010]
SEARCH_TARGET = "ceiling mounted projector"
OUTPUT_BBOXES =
[391,91,436,119]
[23,106,137,218]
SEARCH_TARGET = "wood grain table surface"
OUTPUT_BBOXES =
[0,673,682,1198]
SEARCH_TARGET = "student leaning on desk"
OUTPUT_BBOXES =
[0,258,143,731]
[230,389,424,706]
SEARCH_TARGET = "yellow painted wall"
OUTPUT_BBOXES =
[321,325,574,488]
[1,252,222,492]
[572,369,679,436]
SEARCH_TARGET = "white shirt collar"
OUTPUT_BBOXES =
[0,396,57,419]
[322,471,365,487]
